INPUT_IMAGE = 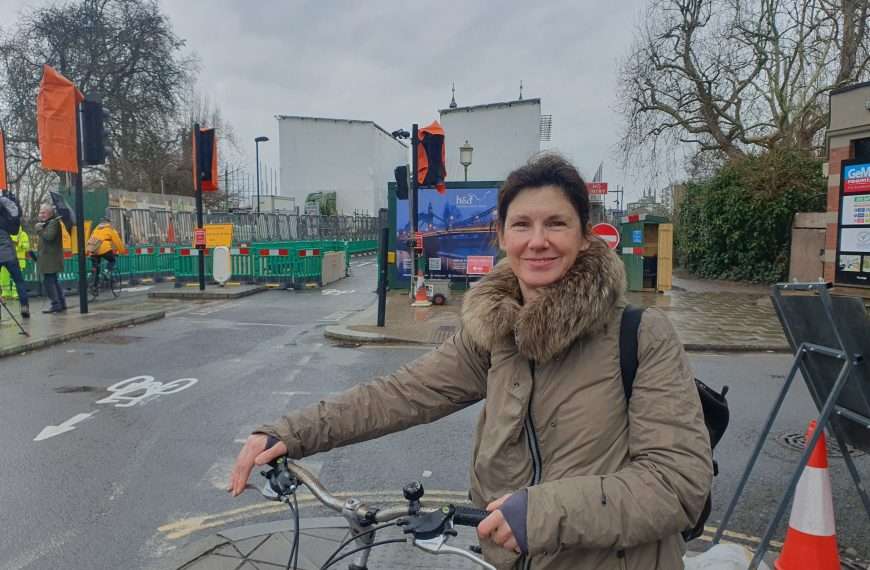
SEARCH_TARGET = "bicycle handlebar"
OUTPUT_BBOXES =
[262,457,489,525]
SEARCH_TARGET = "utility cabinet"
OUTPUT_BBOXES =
[620,214,673,292]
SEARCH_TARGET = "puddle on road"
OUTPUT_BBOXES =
[54,386,106,394]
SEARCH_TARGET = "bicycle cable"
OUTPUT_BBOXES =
[318,521,399,570]
[286,492,300,570]
[319,539,406,570]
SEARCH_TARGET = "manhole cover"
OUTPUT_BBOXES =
[776,431,866,458]
[54,386,101,394]
[86,334,143,345]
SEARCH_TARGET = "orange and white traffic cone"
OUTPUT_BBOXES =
[411,271,431,307]
[775,420,840,570]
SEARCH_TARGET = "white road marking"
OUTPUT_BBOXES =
[95,375,198,408]
[272,391,313,397]
[319,310,354,323]
[34,412,98,442]
[322,289,355,296]
[286,370,301,383]
[422,470,432,478]
[121,285,153,293]
[297,355,312,366]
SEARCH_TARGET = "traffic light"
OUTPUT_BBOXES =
[81,97,106,165]
[394,165,409,199]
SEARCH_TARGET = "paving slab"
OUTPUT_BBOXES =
[149,284,268,300]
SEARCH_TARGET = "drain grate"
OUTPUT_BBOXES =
[776,431,866,458]
[429,325,457,344]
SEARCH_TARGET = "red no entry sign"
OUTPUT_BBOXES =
[592,223,620,250]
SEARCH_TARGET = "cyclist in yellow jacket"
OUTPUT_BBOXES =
[87,217,127,293]
[0,229,30,299]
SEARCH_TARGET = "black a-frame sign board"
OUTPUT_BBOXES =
[713,282,870,568]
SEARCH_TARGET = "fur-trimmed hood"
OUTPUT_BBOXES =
[461,238,626,363]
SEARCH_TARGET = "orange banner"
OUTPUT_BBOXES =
[37,65,84,173]
[0,129,7,190]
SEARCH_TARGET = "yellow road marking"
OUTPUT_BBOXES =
[159,490,471,540]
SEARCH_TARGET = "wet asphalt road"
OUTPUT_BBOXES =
[0,261,867,569]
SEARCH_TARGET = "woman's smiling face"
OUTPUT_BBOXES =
[498,185,588,303]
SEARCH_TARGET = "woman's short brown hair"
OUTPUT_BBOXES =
[497,153,590,236]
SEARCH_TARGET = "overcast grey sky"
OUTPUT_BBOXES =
[0,0,654,204]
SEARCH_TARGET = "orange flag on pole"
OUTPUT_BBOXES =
[37,65,84,173]
[0,129,8,190]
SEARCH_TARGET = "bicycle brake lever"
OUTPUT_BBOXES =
[412,535,497,570]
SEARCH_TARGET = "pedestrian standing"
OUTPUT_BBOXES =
[0,228,31,299]
[35,204,66,313]
[0,194,30,318]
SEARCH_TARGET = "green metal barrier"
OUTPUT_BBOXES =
[173,247,213,284]
[155,246,175,279]
[229,246,255,282]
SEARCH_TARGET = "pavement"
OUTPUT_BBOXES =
[0,280,252,359]
[0,297,166,359]
[149,284,269,300]
[325,272,795,352]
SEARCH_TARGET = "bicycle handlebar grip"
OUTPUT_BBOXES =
[453,506,489,527]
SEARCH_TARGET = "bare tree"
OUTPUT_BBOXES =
[0,0,195,191]
[618,0,870,169]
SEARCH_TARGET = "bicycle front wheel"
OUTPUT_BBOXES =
[110,270,121,297]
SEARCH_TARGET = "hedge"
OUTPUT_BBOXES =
[676,149,826,283]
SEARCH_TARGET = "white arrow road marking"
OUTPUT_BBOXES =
[34,412,97,442]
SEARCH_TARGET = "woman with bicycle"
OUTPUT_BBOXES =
[230,154,712,569]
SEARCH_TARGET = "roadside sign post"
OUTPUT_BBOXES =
[193,124,206,291]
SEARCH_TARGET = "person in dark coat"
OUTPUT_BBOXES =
[0,194,30,318]
[35,203,66,313]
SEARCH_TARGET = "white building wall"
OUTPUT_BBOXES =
[439,99,541,183]
[277,116,407,215]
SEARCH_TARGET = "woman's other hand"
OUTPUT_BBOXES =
[227,434,288,497]
[478,493,521,553]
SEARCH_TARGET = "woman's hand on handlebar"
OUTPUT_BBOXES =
[478,494,520,554]
[228,434,288,497]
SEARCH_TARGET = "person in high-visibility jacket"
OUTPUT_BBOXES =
[87,217,127,294]
[0,229,30,299]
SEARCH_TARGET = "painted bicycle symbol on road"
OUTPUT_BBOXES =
[95,375,198,408]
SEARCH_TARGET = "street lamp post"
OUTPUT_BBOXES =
[254,136,269,212]
[459,140,473,182]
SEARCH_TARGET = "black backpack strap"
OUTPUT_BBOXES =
[619,305,645,402]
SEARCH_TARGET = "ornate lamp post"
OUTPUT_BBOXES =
[459,140,473,182]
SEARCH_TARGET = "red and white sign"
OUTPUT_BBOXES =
[844,164,870,194]
[588,182,608,195]
[591,223,620,250]
[193,228,206,248]
[467,255,494,275]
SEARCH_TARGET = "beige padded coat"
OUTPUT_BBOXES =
[259,240,713,569]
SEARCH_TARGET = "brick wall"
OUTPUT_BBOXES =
[824,145,853,281]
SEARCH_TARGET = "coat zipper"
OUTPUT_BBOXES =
[525,360,543,486]
[521,360,544,570]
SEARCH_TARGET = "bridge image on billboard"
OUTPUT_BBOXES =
[397,186,499,278]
